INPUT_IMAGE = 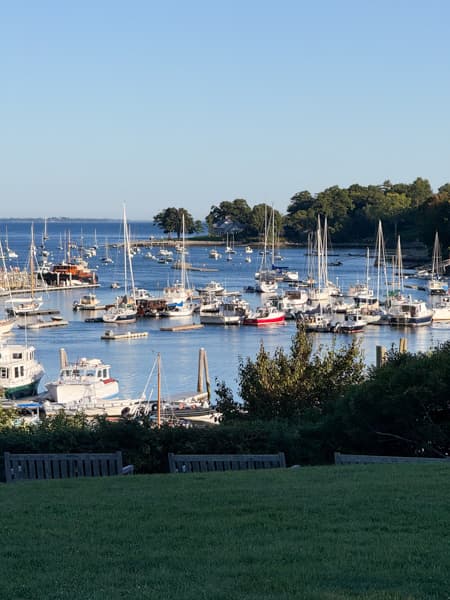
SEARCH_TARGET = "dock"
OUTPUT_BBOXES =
[160,324,204,332]
[101,330,149,340]
[19,318,69,329]
[7,308,60,317]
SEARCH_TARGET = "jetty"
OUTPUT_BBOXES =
[160,324,204,332]
[101,330,149,341]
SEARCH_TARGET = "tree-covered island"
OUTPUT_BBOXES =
[153,178,450,252]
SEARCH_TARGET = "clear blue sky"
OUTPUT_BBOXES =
[1,0,449,220]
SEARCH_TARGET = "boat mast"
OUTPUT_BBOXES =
[30,224,35,300]
[157,352,161,428]
[375,221,389,303]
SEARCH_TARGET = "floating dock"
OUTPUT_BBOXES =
[160,324,204,332]
[7,308,61,317]
[20,318,69,329]
[101,330,149,340]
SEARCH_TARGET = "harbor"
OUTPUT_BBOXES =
[0,219,449,409]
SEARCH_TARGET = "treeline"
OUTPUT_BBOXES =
[154,178,450,251]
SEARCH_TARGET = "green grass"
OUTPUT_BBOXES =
[1,464,449,599]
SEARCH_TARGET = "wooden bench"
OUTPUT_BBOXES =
[334,452,450,465]
[168,452,286,473]
[4,451,134,483]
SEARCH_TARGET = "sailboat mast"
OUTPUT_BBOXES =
[123,207,128,296]
[316,215,322,292]
[157,353,161,428]
[30,224,35,299]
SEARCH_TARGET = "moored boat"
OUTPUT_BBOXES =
[334,310,367,333]
[388,298,433,327]
[243,304,285,326]
[73,293,102,311]
[45,348,119,404]
[0,343,44,400]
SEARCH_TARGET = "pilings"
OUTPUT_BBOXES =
[376,337,408,368]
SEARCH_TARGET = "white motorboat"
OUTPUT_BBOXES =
[199,299,242,325]
[388,298,433,327]
[334,310,367,333]
[73,293,102,311]
[196,280,225,296]
[45,348,119,404]
[0,342,44,400]
[209,249,221,260]
[431,295,450,321]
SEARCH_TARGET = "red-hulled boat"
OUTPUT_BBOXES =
[243,305,285,326]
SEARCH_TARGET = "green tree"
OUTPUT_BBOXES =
[283,191,317,240]
[216,325,365,421]
[153,208,202,239]
[205,199,252,236]
[331,342,450,457]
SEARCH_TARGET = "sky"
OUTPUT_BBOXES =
[1,0,450,220]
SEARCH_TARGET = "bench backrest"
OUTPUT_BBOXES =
[168,452,286,473]
[4,451,124,482]
[334,452,450,465]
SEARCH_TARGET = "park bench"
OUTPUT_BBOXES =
[4,451,134,483]
[334,452,450,465]
[168,452,286,473]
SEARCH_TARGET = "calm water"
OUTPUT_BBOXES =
[1,219,449,401]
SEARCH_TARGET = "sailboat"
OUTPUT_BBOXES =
[4,227,18,260]
[0,241,17,335]
[387,236,433,327]
[103,206,137,324]
[254,207,278,293]
[427,231,448,295]
[43,217,49,241]
[161,215,195,317]
[308,215,334,304]
[101,238,114,264]
[5,225,43,316]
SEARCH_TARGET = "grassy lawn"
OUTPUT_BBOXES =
[0,464,448,599]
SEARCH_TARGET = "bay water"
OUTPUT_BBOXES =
[1,219,449,402]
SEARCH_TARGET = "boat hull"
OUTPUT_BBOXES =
[389,315,433,327]
[243,315,285,326]
[4,379,42,400]
[45,380,120,404]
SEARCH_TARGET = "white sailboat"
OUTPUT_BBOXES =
[103,206,137,324]
[255,206,278,293]
[387,236,433,327]
[308,215,333,304]
[5,225,43,317]
[427,231,448,295]
[161,215,195,317]
[101,238,114,264]
[4,227,18,260]
[0,241,17,335]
